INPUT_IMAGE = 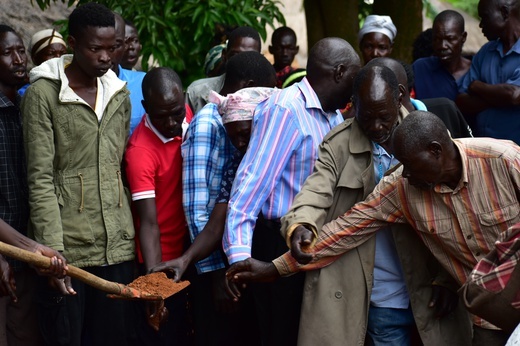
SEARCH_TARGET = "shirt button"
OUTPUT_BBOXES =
[335,291,343,299]
[475,252,481,257]
[429,228,435,233]
[467,234,472,240]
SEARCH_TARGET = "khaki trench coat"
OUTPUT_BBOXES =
[281,114,472,346]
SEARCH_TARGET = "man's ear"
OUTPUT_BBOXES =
[68,35,76,51]
[462,31,467,44]
[398,84,407,97]
[268,45,274,55]
[334,64,346,83]
[501,4,510,21]
[429,141,443,158]
[295,45,300,54]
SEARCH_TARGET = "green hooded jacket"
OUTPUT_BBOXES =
[21,55,135,267]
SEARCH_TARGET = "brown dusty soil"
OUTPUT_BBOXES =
[128,272,190,299]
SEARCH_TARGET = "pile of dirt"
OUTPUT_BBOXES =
[128,272,190,299]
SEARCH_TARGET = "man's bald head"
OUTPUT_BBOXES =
[366,57,408,88]
[393,110,451,159]
[306,37,360,80]
[142,67,183,101]
[306,37,361,112]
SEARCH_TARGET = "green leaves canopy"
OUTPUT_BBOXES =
[31,0,285,84]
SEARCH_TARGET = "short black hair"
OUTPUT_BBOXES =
[0,25,16,35]
[434,10,465,33]
[399,60,415,92]
[228,26,261,51]
[272,26,297,44]
[142,67,183,101]
[352,64,400,107]
[225,51,276,87]
[412,28,433,61]
[68,2,115,40]
[393,110,451,158]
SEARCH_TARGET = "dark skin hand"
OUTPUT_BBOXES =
[225,258,280,301]
[151,204,238,310]
[211,268,240,313]
[290,225,315,264]
[151,203,227,281]
[0,255,16,302]
[429,284,458,318]
[135,198,162,272]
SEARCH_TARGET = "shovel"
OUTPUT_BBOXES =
[0,241,189,301]
[0,241,191,331]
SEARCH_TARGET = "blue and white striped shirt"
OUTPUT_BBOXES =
[224,78,343,263]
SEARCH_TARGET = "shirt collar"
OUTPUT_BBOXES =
[436,139,468,194]
[144,114,180,144]
[411,98,427,111]
[0,90,18,108]
[297,77,326,112]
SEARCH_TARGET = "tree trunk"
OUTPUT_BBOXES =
[372,0,423,63]
[304,0,359,51]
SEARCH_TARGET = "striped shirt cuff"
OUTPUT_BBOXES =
[272,251,300,276]
[225,245,252,264]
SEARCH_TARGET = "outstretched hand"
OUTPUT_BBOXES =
[290,225,315,264]
[149,256,189,283]
[429,284,458,319]
[225,258,279,302]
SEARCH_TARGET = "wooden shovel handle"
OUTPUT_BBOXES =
[0,241,124,295]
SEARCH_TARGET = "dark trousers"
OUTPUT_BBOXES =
[189,268,260,346]
[133,265,192,346]
[0,267,44,345]
[250,215,305,346]
[472,325,511,346]
[36,261,136,346]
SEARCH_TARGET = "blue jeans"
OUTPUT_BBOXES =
[367,305,415,346]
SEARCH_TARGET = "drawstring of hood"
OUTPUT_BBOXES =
[116,170,123,208]
[77,173,84,212]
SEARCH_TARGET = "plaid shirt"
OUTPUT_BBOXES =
[181,103,234,273]
[0,91,29,271]
[470,222,520,309]
[274,138,520,327]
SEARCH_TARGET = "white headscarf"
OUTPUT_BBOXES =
[358,15,397,44]
[208,87,277,124]
[30,29,67,58]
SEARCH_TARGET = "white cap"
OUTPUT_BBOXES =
[30,29,66,58]
[358,15,397,44]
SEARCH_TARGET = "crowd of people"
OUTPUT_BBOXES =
[0,0,520,345]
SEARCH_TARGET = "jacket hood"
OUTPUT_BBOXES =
[29,54,126,105]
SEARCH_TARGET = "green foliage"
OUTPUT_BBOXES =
[443,0,479,19]
[30,0,285,83]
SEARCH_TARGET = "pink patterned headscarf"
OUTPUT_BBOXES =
[208,87,277,124]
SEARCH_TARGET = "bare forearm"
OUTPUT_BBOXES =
[139,224,162,271]
[0,218,39,252]
[469,81,520,107]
